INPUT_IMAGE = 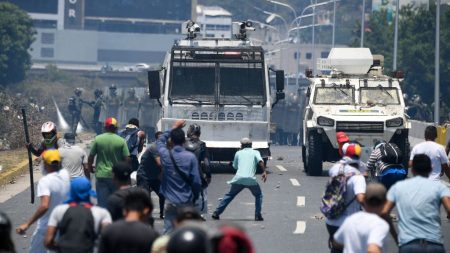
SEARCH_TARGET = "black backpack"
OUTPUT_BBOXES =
[119,128,140,153]
[58,203,96,253]
[380,143,403,165]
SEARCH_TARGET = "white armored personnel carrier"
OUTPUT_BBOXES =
[147,21,285,166]
[302,48,410,176]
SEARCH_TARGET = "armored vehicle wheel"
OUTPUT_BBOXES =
[306,130,323,176]
[301,146,308,172]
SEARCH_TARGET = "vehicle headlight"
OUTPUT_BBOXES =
[317,116,334,126]
[386,117,403,127]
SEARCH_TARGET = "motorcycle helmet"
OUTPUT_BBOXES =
[166,225,212,253]
[41,121,57,145]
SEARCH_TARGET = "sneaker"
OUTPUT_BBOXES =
[160,213,164,219]
[255,214,264,221]
[211,212,220,220]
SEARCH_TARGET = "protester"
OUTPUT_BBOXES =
[98,189,159,253]
[137,131,165,219]
[166,224,212,253]
[16,150,70,253]
[185,124,211,217]
[383,154,450,253]
[26,121,64,157]
[119,118,146,171]
[107,161,146,222]
[44,177,112,253]
[211,224,256,253]
[336,132,368,176]
[157,119,202,234]
[367,140,406,189]
[59,132,89,179]
[151,206,204,253]
[0,212,16,253]
[333,183,390,253]
[88,117,130,207]
[324,142,366,253]
[212,137,267,221]
[409,125,450,180]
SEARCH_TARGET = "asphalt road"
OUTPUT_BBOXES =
[2,145,450,253]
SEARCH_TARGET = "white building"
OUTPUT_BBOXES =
[196,5,232,39]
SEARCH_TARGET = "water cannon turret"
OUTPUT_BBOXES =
[232,21,255,40]
[182,20,201,40]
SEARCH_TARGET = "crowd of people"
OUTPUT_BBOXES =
[1,116,265,253]
[323,127,450,253]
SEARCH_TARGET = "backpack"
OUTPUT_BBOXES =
[379,143,402,165]
[58,203,96,253]
[119,128,140,153]
[320,165,358,219]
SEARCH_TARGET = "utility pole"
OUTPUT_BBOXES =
[360,0,365,47]
[393,0,400,70]
[434,0,441,124]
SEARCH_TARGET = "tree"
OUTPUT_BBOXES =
[0,2,36,86]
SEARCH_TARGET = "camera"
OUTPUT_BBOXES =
[182,20,201,39]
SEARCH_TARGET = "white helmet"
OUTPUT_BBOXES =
[41,121,57,144]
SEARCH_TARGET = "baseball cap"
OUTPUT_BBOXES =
[336,132,350,144]
[104,117,118,128]
[42,149,61,165]
[65,177,96,203]
[365,183,387,205]
[240,137,252,145]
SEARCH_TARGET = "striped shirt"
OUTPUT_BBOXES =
[367,147,391,176]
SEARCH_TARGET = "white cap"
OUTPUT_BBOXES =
[240,137,252,144]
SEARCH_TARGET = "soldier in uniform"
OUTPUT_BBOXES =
[68,88,84,135]
[102,84,121,123]
[120,88,140,127]
[91,89,104,134]
[139,89,160,142]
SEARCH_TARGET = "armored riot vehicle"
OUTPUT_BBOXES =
[147,21,285,165]
[302,48,410,176]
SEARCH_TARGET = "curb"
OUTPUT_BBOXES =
[0,158,37,186]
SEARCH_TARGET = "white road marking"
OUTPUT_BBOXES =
[290,178,300,186]
[297,196,305,207]
[276,165,287,171]
[293,221,306,234]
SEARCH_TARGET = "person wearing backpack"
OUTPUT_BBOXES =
[44,177,112,253]
[367,140,407,189]
[322,142,366,253]
[185,124,211,217]
[119,118,146,172]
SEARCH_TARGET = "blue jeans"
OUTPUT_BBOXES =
[214,183,263,216]
[96,177,116,208]
[399,239,445,253]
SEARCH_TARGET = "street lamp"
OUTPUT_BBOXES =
[360,0,366,47]
[393,0,400,70]
[267,0,298,25]
[264,11,289,39]
[435,0,441,124]
[248,19,281,42]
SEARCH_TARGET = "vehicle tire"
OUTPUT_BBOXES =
[392,130,410,169]
[301,145,308,172]
[306,130,323,176]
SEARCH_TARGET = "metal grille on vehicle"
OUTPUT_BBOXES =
[218,112,225,121]
[227,113,234,120]
[209,112,215,120]
[336,121,384,133]
[192,112,199,120]
[235,113,243,121]
[200,112,208,120]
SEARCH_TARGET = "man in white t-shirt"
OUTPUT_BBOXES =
[326,143,367,253]
[45,177,111,252]
[59,133,88,179]
[16,150,70,253]
[334,183,390,253]
[409,126,449,181]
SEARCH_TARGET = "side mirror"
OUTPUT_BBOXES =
[148,70,161,99]
[276,70,284,91]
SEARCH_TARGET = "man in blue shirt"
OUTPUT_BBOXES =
[157,120,202,234]
[383,154,450,253]
[212,137,267,221]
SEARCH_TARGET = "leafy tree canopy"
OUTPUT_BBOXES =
[0,2,36,86]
